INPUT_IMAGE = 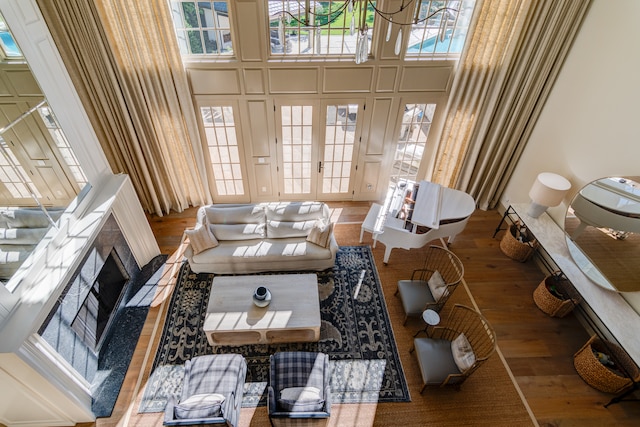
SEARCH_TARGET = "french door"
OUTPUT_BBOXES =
[274,99,364,201]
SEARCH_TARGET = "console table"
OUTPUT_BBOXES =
[506,203,640,367]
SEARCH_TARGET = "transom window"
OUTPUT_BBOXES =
[405,0,475,59]
[267,0,375,58]
[169,1,233,56]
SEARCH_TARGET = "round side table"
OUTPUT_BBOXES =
[422,309,440,326]
[414,309,441,337]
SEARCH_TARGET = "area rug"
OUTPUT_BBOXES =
[139,246,410,413]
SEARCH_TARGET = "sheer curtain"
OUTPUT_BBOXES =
[37,0,211,216]
[432,0,591,210]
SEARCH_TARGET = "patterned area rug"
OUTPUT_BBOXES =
[139,246,409,413]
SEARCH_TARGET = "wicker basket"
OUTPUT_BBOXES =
[573,335,640,394]
[533,274,580,317]
[500,223,537,262]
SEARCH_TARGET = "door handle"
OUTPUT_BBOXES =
[318,161,323,173]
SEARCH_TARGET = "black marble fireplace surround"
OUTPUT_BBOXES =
[38,213,165,417]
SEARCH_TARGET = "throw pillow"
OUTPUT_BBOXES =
[427,270,448,301]
[306,221,333,248]
[184,226,218,255]
[278,386,324,412]
[175,393,225,419]
[451,333,476,373]
[280,386,322,402]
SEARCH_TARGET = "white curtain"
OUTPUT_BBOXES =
[432,0,591,209]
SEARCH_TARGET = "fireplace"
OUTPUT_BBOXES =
[70,249,130,352]
[38,214,141,382]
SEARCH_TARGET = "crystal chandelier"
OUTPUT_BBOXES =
[275,0,459,63]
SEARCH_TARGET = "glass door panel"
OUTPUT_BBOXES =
[200,105,246,199]
[319,103,361,199]
[277,104,316,198]
[391,103,436,186]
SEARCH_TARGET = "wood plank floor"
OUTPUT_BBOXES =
[78,202,640,427]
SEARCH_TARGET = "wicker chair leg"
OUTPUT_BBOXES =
[402,314,408,325]
[420,383,427,394]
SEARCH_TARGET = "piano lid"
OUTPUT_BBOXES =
[411,180,475,229]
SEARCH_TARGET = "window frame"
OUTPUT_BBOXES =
[266,0,377,59]
[169,0,235,58]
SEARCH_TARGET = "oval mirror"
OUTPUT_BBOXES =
[564,176,640,292]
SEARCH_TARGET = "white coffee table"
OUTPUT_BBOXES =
[203,273,320,346]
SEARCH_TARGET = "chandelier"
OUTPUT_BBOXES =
[274,1,460,63]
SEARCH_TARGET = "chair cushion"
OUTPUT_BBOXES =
[451,333,476,372]
[278,386,324,412]
[185,226,218,254]
[414,337,461,385]
[427,270,447,301]
[175,393,225,419]
[397,279,436,316]
[182,354,246,397]
[306,221,333,248]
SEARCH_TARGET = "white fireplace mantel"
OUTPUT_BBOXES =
[0,175,160,427]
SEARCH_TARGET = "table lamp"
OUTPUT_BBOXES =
[527,172,571,218]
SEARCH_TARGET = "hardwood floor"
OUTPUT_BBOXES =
[80,202,639,427]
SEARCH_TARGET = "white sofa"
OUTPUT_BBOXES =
[0,207,64,279]
[184,202,338,274]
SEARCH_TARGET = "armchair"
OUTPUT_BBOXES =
[268,351,331,427]
[411,304,496,392]
[395,245,464,324]
[164,354,247,426]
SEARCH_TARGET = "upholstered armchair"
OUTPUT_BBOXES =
[268,351,331,426]
[411,304,496,392]
[395,245,464,324]
[164,354,247,426]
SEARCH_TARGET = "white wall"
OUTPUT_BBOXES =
[503,0,640,222]
[502,0,640,309]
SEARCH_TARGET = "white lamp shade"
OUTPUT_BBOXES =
[529,172,571,207]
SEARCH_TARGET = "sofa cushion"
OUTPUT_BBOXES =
[0,228,48,245]
[210,223,265,241]
[204,205,265,224]
[185,226,218,254]
[306,222,333,248]
[267,220,316,238]
[191,238,332,264]
[0,208,63,228]
[175,393,225,419]
[264,202,326,222]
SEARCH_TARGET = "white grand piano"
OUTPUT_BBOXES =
[362,180,475,263]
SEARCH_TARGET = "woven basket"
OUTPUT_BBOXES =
[533,274,580,317]
[573,335,640,394]
[500,223,537,262]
